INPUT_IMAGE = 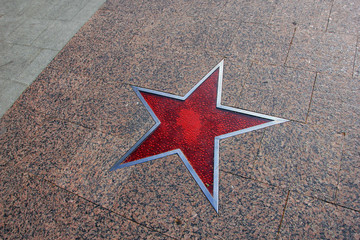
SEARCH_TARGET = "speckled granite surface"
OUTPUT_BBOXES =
[1,0,359,239]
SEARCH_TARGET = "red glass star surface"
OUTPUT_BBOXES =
[110,61,287,212]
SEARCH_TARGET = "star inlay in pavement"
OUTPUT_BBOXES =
[110,60,287,212]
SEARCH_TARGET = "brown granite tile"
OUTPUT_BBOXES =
[286,29,357,76]
[12,119,90,182]
[223,63,315,122]
[97,83,155,137]
[270,0,332,31]
[125,7,220,94]
[20,70,102,130]
[0,103,43,167]
[181,172,287,239]
[126,44,221,96]
[220,0,277,24]
[205,19,246,57]
[1,166,166,239]
[279,191,360,239]
[327,0,360,35]
[337,166,360,212]
[131,11,210,52]
[79,207,169,240]
[179,0,227,20]
[220,129,265,178]
[55,130,139,209]
[336,131,360,211]
[254,121,344,201]
[20,67,150,136]
[307,73,360,131]
[233,23,294,65]
[207,21,294,65]
[110,156,287,238]
[220,57,252,106]
[111,155,202,237]
[100,0,184,20]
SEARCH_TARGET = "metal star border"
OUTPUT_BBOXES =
[110,60,287,212]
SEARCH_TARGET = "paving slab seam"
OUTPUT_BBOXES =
[334,140,346,205]
[38,176,175,238]
[284,27,297,66]
[351,36,359,78]
[304,72,318,124]
[1,78,28,87]
[278,63,318,75]
[275,190,291,240]
[34,174,177,239]
[266,1,280,26]
[324,0,335,32]
[221,164,359,214]
[220,169,279,189]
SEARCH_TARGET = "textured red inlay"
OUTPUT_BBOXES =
[123,69,270,194]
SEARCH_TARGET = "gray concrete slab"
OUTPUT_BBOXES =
[14,49,58,85]
[5,18,52,45]
[32,20,85,50]
[0,43,41,80]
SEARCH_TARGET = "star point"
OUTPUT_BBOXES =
[111,60,287,212]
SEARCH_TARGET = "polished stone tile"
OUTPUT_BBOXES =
[205,19,245,57]
[100,0,184,20]
[1,166,166,239]
[220,57,252,106]
[286,29,357,76]
[220,128,265,179]
[307,73,360,131]
[179,0,227,20]
[220,0,277,24]
[12,118,91,182]
[254,121,344,201]
[125,11,221,95]
[336,131,360,211]
[56,130,138,209]
[126,45,221,96]
[223,63,315,122]
[327,0,360,35]
[111,155,204,238]
[279,191,360,239]
[233,23,294,65]
[270,0,332,31]
[181,172,287,239]
[110,156,287,238]
[0,103,43,166]
[207,21,294,65]
[131,11,210,52]
[337,166,360,212]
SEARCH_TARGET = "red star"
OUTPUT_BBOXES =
[111,61,287,212]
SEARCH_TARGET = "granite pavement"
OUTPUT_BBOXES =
[1,0,359,239]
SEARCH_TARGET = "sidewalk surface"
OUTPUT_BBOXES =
[1,0,359,239]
